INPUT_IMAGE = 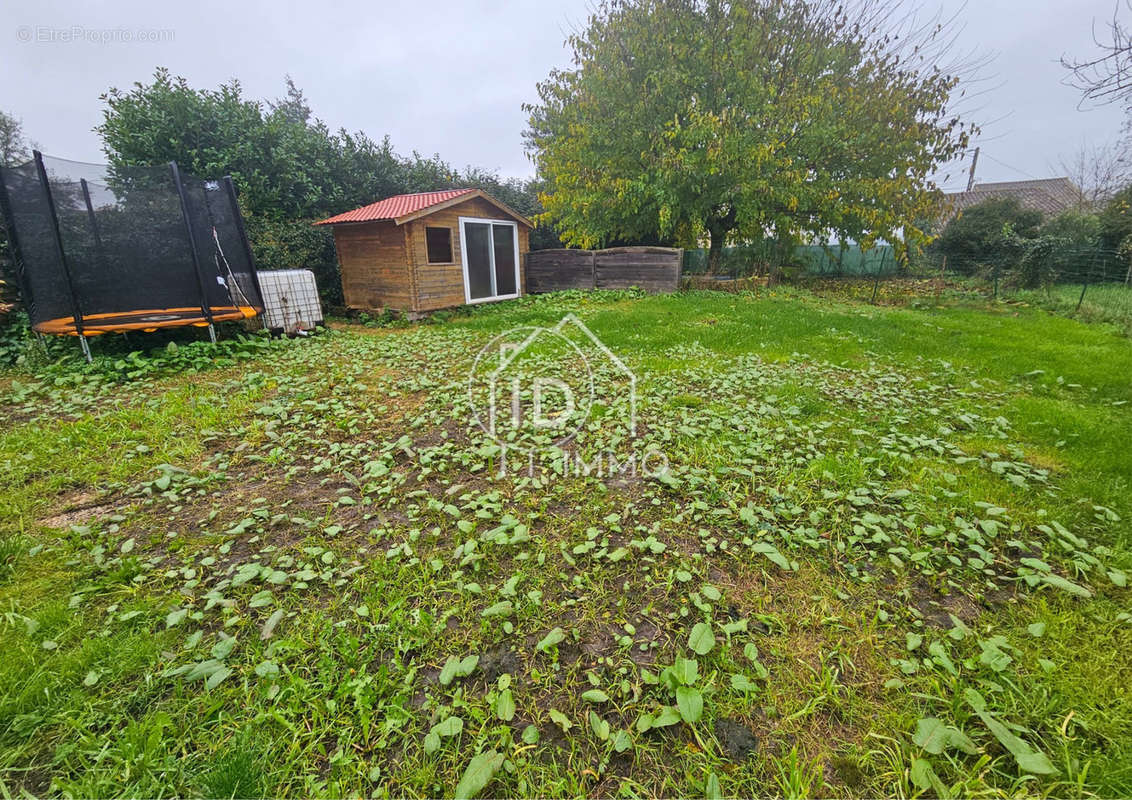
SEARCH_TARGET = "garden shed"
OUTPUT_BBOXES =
[316,189,532,315]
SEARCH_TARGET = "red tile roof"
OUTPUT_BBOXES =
[316,189,476,225]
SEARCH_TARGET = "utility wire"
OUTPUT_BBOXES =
[979,151,1041,180]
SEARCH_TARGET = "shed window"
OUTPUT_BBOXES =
[425,226,453,263]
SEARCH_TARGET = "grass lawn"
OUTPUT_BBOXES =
[1011,282,1132,335]
[1,287,1130,798]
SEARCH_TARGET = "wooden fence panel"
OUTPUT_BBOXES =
[526,247,681,294]
[595,247,682,292]
[526,249,595,293]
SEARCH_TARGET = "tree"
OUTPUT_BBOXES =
[1100,183,1132,250]
[98,68,405,220]
[268,75,313,125]
[1057,139,1131,207]
[525,0,975,273]
[0,110,32,167]
[0,110,35,310]
[98,70,439,302]
[1041,209,1101,247]
[460,167,565,249]
[1062,1,1132,110]
[934,197,1043,273]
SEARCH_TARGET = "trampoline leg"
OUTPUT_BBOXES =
[35,333,49,356]
[207,323,217,344]
[78,335,92,363]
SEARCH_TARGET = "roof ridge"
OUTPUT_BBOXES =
[945,177,1075,197]
[395,188,475,197]
[316,187,520,226]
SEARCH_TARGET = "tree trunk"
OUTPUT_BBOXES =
[704,206,736,276]
[707,231,724,276]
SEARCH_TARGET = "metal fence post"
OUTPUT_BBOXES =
[79,178,109,269]
[1076,254,1092,313]
[936,255,946,305]
[870,248,888,304]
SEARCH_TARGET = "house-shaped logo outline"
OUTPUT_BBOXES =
[478,313,637,447]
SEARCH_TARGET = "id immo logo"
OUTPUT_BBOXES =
[467,314,636,455]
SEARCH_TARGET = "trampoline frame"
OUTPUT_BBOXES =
[34,306,261,336]
[0,152,267,362]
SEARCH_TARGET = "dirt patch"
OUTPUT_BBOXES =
[478,644,521,684]
[910,579,982,629]
[981,585,1020,611]
[628,618,663,665]
[714,717,759,761]
[827,754,868,791]
[38,490,126,529]
[580,627,616,659]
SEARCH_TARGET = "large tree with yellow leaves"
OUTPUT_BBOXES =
[525,0,976,272]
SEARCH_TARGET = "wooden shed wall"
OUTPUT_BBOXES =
[405,196,530,312]
[332,220,413,311]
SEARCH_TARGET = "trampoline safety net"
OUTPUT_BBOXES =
[0,153,265,336]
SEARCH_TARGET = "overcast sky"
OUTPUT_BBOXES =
[2,0,1126,190]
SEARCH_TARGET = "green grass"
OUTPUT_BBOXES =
[1009,282,1132,333]
[1,286,1129,798]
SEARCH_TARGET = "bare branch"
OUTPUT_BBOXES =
[1061,0,1132,109]
[1055,138,1132,206]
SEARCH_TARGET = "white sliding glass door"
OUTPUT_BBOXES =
[459,217,519,303]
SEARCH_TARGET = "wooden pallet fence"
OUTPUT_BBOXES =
[595,247,681,292]
[526,248,595,292]
[527,247,681,294]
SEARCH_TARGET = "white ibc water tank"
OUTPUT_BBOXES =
[257,269,324,333]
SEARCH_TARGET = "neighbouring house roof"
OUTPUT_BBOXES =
[942,177,1083,222]
[315,188,533,227]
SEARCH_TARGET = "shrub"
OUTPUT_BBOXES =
[1119,235,1132,286]
[1041,210,1101,247]
[1013,236,1062,288]
[243,217,341,306]
[935,197,1043,273]
[1100,184,1132,250]
[0,310,33,366]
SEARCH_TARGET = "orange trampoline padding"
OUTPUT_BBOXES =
[34,306,260,336]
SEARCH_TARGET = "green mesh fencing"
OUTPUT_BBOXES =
[682,243,897,276]
[794,245,897,275]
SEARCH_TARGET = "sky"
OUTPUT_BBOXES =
[1,0,1127,189]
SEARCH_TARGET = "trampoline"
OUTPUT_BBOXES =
[0,152,265,358]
